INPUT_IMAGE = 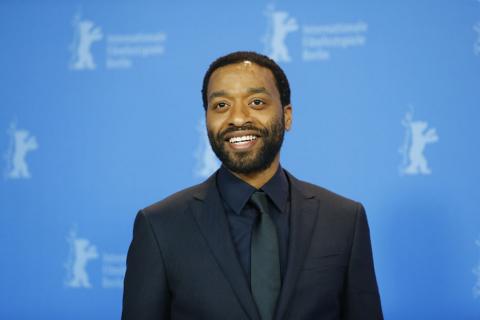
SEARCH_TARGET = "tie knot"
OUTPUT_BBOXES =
[250,191,269,215]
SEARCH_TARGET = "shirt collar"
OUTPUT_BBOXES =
[216,164,289,215]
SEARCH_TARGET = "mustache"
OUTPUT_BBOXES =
[218,124,268,140]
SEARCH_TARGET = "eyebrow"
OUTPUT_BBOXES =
[208,87,271,101]
[208,90,228,101]
[247,87,271,96]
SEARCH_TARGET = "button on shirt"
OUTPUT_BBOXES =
[216,164,291,282]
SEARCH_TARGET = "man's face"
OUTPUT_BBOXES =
[205,61,292,175]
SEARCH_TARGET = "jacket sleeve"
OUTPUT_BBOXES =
[343,203,383,320]
[122,210,171,320]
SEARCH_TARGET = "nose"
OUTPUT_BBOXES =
[228,103,251,127]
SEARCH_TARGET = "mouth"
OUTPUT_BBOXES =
[223,132,260,151]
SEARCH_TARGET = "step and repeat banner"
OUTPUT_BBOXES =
[1,0,479,319]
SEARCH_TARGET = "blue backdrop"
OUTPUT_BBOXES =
[1,0,479,319]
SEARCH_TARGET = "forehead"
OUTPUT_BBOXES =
[207,61,277,94]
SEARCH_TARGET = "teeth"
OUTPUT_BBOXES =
[229,135,257,144]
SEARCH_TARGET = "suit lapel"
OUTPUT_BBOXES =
[190,173,260,320]
[274,171,319,320]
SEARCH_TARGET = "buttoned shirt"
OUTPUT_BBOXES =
[216,164,291,283]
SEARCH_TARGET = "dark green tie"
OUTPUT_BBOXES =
[249,191,281,320]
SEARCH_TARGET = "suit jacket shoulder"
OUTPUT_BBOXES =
[286,171,363,217]
[141,174,214,220]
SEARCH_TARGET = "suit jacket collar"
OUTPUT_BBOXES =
[191,169,319,320]
[216,164,290,215]
[192,168,310,201]
[191,171,260,320]
[274,170,319,320]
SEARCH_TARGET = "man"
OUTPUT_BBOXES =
[122,51,383,320]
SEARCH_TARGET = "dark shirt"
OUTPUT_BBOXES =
[216,164,291,283]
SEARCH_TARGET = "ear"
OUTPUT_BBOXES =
[283,104,292,131]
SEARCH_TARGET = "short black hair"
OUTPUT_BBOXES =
[201,51,291,110]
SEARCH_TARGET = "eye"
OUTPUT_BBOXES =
[249,99,265,107]
[214,102,229,110]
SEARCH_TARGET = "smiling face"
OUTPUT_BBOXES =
[206,61,292,175]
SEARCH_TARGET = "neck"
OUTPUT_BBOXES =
[227,154,280,189]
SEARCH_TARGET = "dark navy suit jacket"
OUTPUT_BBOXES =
[122,169,383,320]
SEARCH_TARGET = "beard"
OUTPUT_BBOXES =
[207,114,285,175]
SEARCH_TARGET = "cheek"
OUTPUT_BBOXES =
[206,116,225,135]
[205,113,218,128]
[261,111,283,127]
[257,111,278,124]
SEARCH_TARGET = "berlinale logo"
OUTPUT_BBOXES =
[398,110,439,176]
[473,237,480,299]
[474,22,480,56]
[262,4,299,63]
[64,229,99,288]
[4,121,38,180]
[69,12,103,70]
[64,227,126,289]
